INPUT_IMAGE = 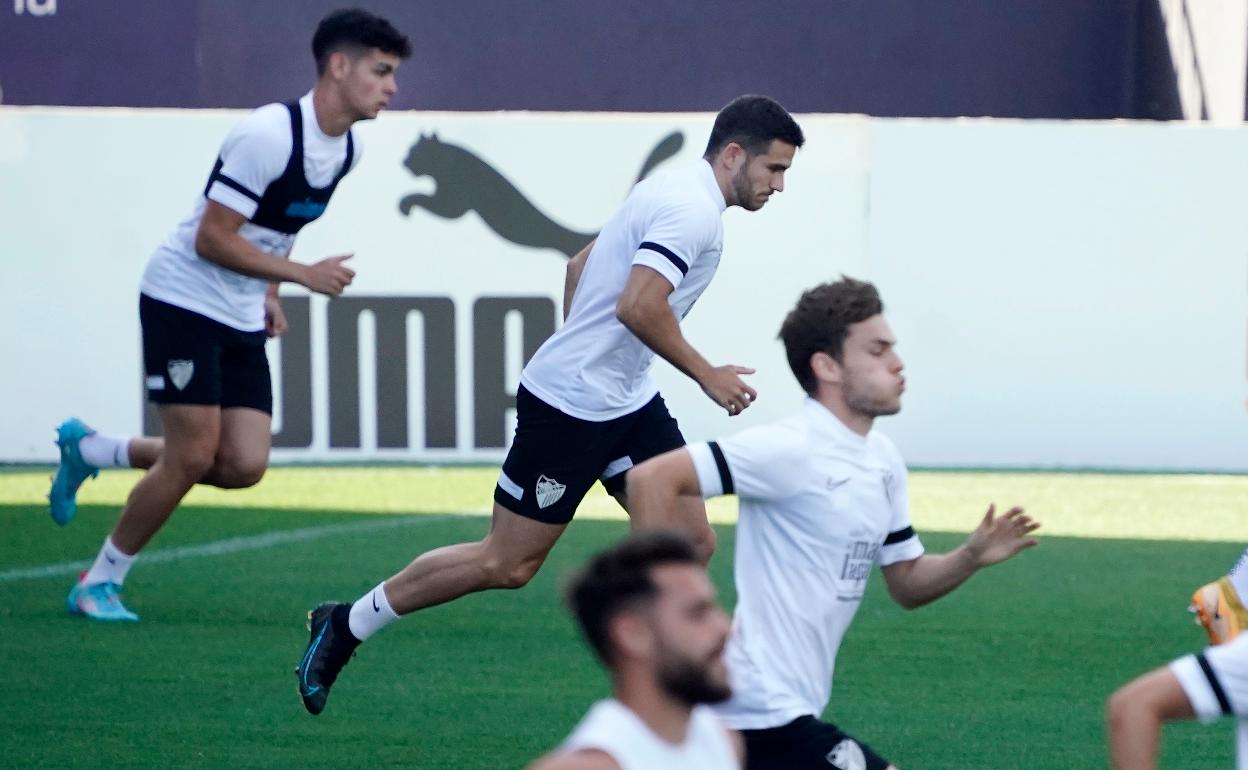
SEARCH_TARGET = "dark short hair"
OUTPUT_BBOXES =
[779,277,884,395]
[703,95,805,158]
[312,8,412,75]
[565,531,702,666]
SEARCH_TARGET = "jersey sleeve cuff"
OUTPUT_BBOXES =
[207,183,260,220]
[632,250,685,290]
[688,442,726,499]
[878,530,924,566]
[1170,654,1227,723]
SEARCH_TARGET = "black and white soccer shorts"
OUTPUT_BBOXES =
[140,293,273,414]
[493,384,686,525]
[741,716,890,770]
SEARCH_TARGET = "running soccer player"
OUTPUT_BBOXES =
[1108,631,1248,769]
[48,8,411,621]
[625,277,1040,769]
[296,95,805,715]
[528,532,742,770]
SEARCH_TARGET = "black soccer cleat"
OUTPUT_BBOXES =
[296,602,361,715]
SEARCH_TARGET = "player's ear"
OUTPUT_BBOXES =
[810,351,842,386]
[610,611,653,660]
[721,142,748,172]
[328,49,352,80]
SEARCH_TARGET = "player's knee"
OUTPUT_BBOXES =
[1106,684,1138,729]
[211,455,269,489]
[481,553,542,590]
[220,459,268,489]
[170,444,218,482]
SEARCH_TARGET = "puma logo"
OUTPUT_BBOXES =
[398,131,685,258]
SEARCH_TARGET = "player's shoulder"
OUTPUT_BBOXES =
[720,414,812,466]
[527,749,621,770]
[222,101,294,152]
[635,165,719,215]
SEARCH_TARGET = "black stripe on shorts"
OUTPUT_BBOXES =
[639,241,689,275]
[1197,653,1233,715]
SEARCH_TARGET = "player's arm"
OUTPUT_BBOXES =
[616,265,755,415]
[563,238,596,320]
[880,504,1038,609]
[527,749,621,770]
[195,202,355,296]
[625,447,716,561]
[1107,666,1196,769]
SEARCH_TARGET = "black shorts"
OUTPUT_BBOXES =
[140,294,272,413]
[741,716,890,770]
[493,385,686,524]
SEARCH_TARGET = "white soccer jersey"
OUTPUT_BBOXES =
[520,161,726,421]
[1171,632,1248,769]
[561,699,740,770]
[140,91,362,331]
[688,398,925,730]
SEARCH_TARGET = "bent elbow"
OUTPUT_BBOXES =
[888,589,923,611]
[194,226,217,261]
[615,298,640,330]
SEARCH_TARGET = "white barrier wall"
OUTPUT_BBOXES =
[1,107,1244,470]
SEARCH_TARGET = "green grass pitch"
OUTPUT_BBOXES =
[1,468,1245,768]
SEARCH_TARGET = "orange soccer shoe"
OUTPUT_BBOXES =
[1190,577,1247,645]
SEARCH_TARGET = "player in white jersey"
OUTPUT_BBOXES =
[528,532,743,770]
[47,9,410,621]
[626,277,1040,769]
[1109,631,1248,768]
[1109,550,1248,769]
[296,96,806,715]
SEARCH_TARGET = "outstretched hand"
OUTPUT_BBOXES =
[965,504,1040,567]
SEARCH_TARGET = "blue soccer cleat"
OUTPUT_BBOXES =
[48,418,100,526]
[67,575,139,622]
[296,602,360,715]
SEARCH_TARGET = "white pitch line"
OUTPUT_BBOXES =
[0,515,463,583]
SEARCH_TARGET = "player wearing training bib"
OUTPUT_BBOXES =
[48,9,410,622]
[627,278,1040,770]
[296,96,805,717]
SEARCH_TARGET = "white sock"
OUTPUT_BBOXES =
[78,433,132,469]
[348,582,399,642]
[1228,547,1248,601]
[82,537,136,587]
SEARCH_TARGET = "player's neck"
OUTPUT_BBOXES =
[310,85,355,138]
[613,675,694,746]
[817,393,874,436]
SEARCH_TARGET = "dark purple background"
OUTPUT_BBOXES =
[0,0,1179,119]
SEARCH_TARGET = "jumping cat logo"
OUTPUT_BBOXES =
[398,131,685,258]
